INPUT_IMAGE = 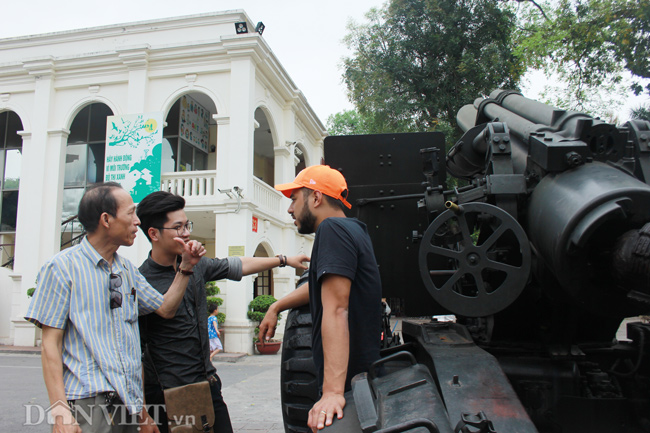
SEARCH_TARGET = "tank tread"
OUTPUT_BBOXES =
[284,328,312,350]
[283,377,320,400]
[281,304,319,432]
[284,421,310,433]
[286,308,314,327]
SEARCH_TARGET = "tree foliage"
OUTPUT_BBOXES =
[514,0,650,111]
[631,105,650,121]
[342,0,524,134]
[326,110,373,136]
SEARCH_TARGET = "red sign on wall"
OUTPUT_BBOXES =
[252,216,258,233]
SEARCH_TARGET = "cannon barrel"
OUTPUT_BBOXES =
[449,89,628,178]
[452,102,529,176]
[487,89,559,126]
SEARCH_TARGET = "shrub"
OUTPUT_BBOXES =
[248,295,281,343]
[205,281,220,297]
[206,281,225,322]
[206,296,224,307]
[217,312,226,324]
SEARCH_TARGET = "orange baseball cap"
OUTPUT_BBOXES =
[275,165,352,209]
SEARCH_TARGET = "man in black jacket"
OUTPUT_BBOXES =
[136,191,309,433]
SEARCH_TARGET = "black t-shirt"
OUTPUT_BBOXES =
[309,217,382,391]
[139,254,242,389]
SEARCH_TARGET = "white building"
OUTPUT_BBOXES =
[0,11,325,354]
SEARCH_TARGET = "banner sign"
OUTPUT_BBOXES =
[179,95,210,152]
[105,112,163,203]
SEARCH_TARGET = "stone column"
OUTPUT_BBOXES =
[115,45,152,266]
[11,58,69,345]
[214,114,230,188]
[213,52,257,354]
[117,45,150,114]
[214,210,256,354]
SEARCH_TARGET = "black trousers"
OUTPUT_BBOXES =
[145,375,233,433]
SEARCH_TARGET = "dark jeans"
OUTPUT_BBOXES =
[145,375,233,433]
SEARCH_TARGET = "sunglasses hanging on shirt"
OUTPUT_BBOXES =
[109,273,122,309]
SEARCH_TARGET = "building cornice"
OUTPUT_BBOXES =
[22,57,56,78]
[0,11,250,49]
[0,11,327,139]
[116,45,150,70]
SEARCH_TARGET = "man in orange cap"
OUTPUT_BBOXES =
[259,165,382,432]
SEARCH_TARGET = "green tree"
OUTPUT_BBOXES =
[515,0,650,113]
[342,0,524,135]
[631,105,650,121]
[326,110,373,136]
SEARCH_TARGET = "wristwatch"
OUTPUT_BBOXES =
[177,267,194,276]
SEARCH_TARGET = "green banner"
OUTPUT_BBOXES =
[104,112,163,203]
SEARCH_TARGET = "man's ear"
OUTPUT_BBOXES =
[99,212,111,229]
[148,227,160,242]
[312,190,324,208]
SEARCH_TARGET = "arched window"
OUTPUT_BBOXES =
[253,108,274,185]
[62,103,113,221]
[0,111,23,233]
[162,96,211,172]
[252,243,273,297]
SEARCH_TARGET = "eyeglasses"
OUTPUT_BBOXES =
[155,221,193,236]
[109,273,122,309]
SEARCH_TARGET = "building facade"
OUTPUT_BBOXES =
[0,11,325,354]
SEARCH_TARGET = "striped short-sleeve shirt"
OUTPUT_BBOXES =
[25,237,164,414]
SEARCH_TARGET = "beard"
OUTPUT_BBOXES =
[297,201,317,234]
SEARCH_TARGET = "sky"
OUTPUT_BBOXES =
[0,0,386,124]
[1,0,646,125]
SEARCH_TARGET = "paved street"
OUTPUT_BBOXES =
[0,350,285,433]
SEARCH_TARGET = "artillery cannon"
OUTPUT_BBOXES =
[280,90,650,433]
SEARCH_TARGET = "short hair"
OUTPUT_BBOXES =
[77,182,123,233]
[302,187,347,211]
[208,303,219,314]
[136,191,186,242]
[324,194,348,211]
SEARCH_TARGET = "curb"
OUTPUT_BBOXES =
[211,352,247,363]
[0,346,41,355]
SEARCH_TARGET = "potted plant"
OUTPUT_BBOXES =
[247,294,282,355]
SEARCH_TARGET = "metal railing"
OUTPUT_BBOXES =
[1,242,14,268]
[0,215,85,268]
[61,215,86,250]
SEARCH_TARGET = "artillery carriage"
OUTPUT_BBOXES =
[281,90,650,433]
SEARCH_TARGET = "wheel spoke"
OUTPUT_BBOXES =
[422,243,462,260]
[458,214,473,243]
[485,259,519,273]
[474,272,488,296]
[480,221,509,251]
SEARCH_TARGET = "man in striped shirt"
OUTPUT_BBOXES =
[25,182,206,433]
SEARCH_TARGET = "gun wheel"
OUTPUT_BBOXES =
[419,202,531,317]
